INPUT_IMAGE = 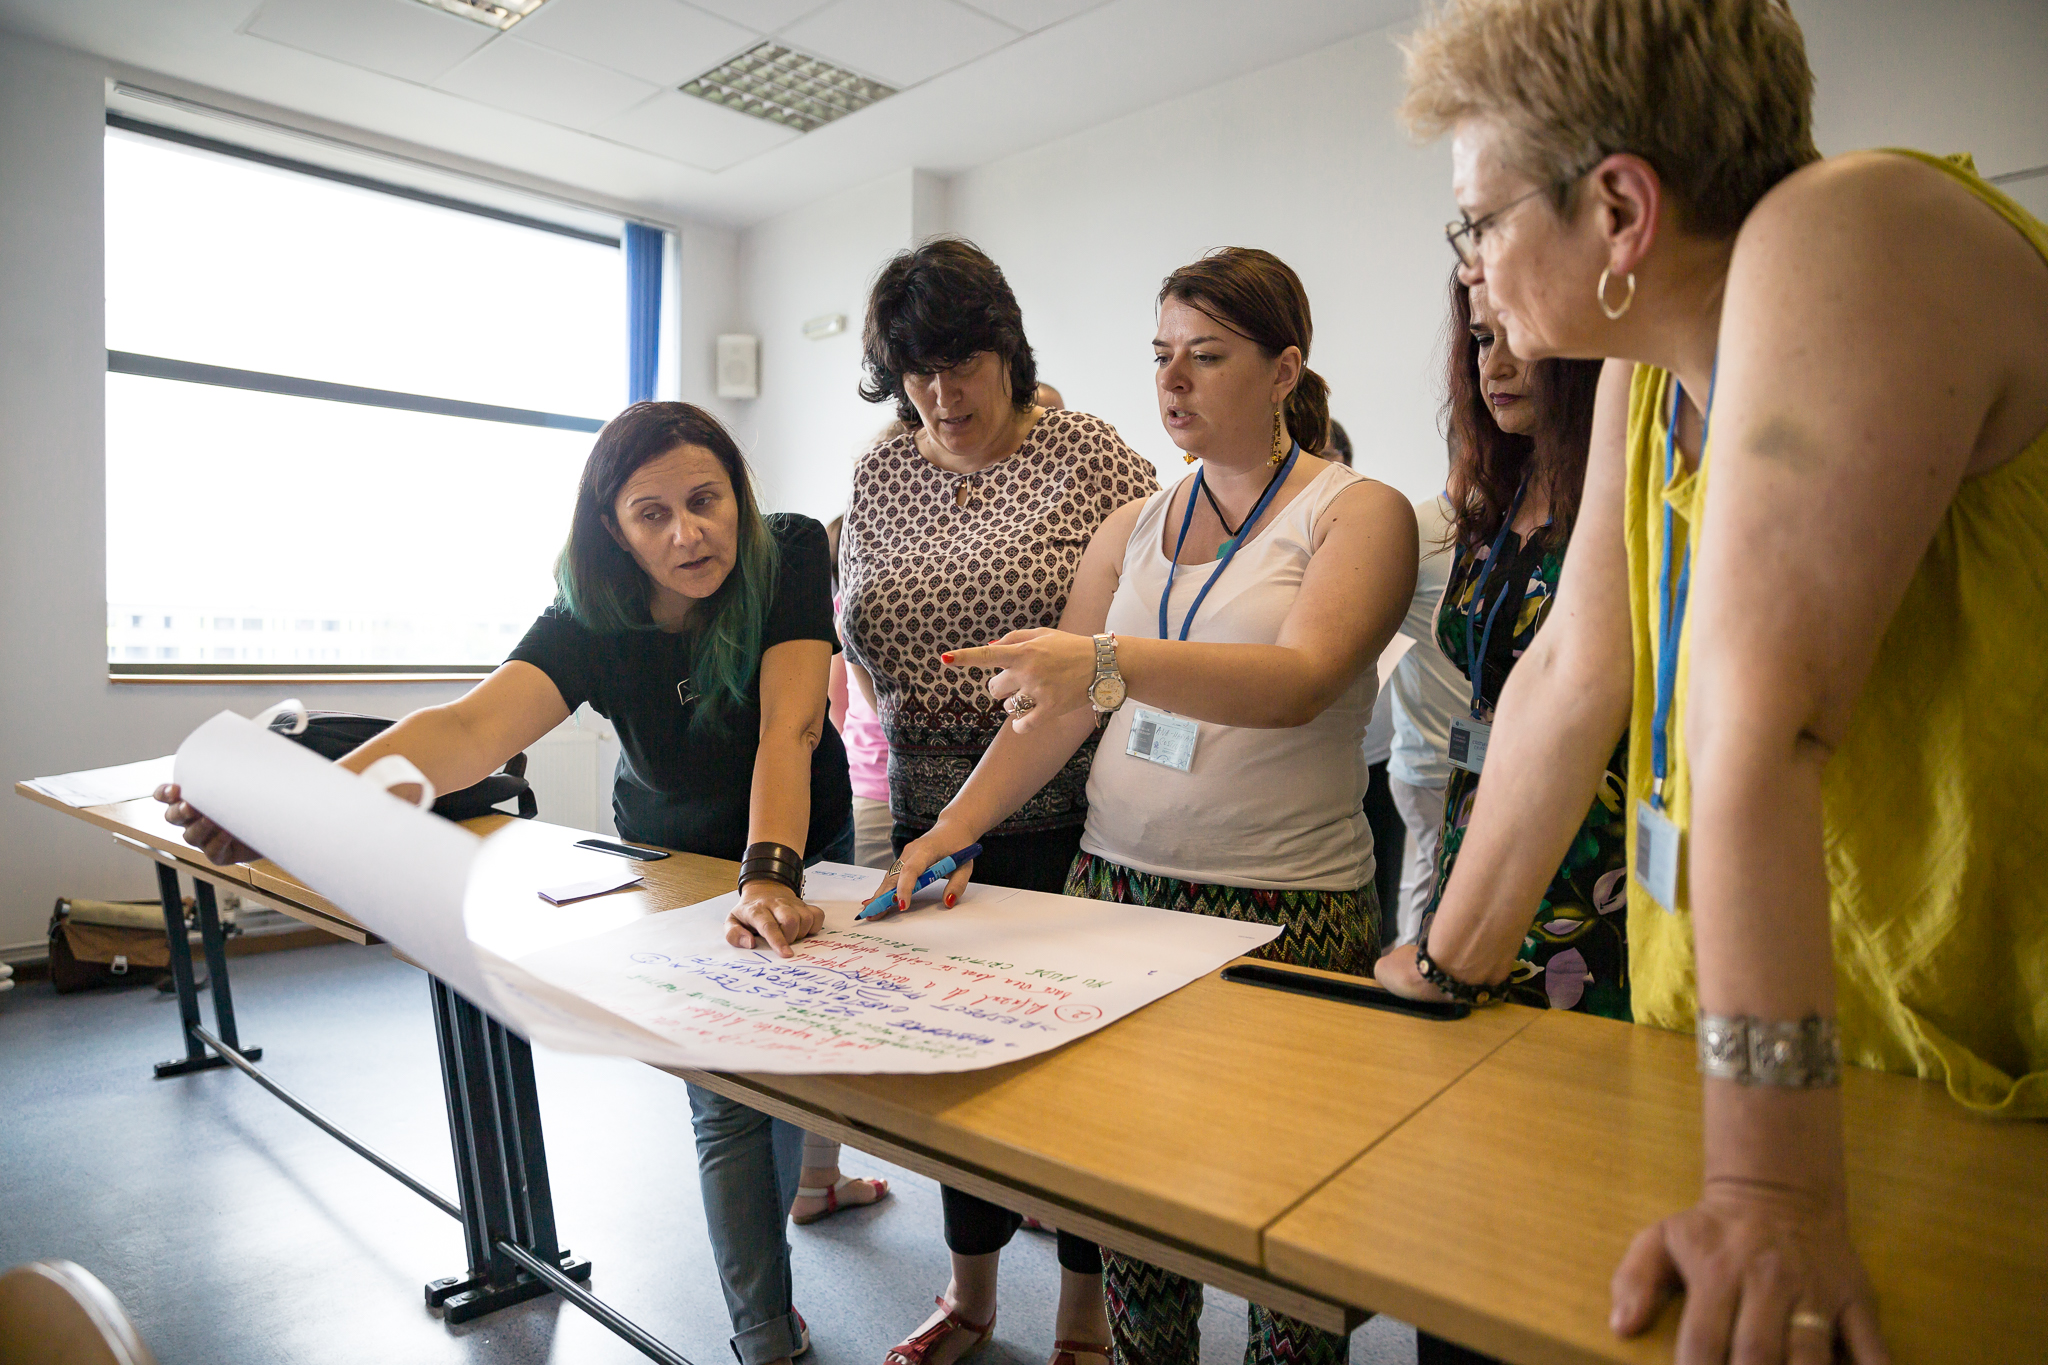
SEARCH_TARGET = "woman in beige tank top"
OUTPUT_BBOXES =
[873,247,1417,1365]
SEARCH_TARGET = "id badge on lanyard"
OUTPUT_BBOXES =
[1447,716,1490,773]
[1140,446,1301,777]
[1634,800,1682,911]
[1633,368,1713,913]
[1452,478,1528,778]
[1126,705,1198,771]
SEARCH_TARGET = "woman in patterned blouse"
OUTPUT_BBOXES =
[1375,275,1613,1365]
[839,238,1157,1365]
[1373,275,1624,1027]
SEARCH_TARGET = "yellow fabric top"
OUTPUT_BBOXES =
[1622,150,2048,1117]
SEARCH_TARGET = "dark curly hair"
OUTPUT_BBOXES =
[1443,268,1601,549]
[1158,247,1330,455]
[858,238,1038,427]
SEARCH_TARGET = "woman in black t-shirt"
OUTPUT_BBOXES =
[161,402,854,1365]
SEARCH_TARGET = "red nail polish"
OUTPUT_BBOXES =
[945,893,956,907]
[940,652,955,664]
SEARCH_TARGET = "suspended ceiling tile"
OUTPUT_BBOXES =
[686,0,835,33]
[954,0,1105,32]
[597,88,801,172]
[780,0,1018,88]
[513,0,760,87]
[436,35,661,130]
[242,0,494,84]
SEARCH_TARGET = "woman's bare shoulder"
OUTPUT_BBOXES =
[1736,150,2036,288]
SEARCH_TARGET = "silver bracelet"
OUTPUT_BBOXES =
[1697,1013,1842,1088]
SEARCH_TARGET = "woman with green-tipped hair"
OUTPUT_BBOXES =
[160,400,856,1365]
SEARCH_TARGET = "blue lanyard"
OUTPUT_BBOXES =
[1463,474,1531,718]
[1159,443,1300,641]
[1649,365,1717,807]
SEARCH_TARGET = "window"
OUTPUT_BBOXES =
[104,122,632,675]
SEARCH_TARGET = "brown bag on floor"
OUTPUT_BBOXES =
[46,899,177,994]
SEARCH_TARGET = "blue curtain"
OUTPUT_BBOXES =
[624,222,663,405]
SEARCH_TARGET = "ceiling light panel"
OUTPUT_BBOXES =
[679,43,896,133]
[412,0,550,30]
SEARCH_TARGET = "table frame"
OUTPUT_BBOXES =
[74,807,689,1364]
[681,1067,1365,1334]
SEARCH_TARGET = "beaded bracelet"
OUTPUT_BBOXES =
[1412,911,1506,1006]
[1697,1013,1841,1087]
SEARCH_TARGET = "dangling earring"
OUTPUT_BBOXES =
[1269,409,1287,467]
[1183,450,1199,465]
[1597,268,1636,320]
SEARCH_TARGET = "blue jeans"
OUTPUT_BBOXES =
[687,1083,807,1365]
[687,813,857,1364]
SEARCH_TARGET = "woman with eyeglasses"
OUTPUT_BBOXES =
[1384,3,2048,1363]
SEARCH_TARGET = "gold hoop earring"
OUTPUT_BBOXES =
[1597,268,1636,320]
[1270,409,1287,467]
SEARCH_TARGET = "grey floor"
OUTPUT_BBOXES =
[0,943,1420,1365]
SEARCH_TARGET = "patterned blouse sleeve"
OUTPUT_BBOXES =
[1095,418,1161,514]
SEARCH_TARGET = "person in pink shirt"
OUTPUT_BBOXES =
[827,514,894,870]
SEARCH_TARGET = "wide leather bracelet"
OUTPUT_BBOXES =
[1412,911,1506,1006]
[737,842,804,898]
[1697,1013,1842,1087]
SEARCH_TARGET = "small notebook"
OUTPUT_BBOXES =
[538,871,644,905]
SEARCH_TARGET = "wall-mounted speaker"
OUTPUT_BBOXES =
[716,334,759,399]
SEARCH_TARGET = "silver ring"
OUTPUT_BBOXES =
[1788,1311,1832,1335]
[1003,693,1037,714]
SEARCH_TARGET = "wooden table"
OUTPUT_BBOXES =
[460,815,1541,1331]
[21,781,2046,1363]
[1264,1009,2048,1365]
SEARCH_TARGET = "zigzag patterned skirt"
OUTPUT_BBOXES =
[1063,853,1379,975]
[1062,852,1379,1365]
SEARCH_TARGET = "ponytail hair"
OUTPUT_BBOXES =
[1158,247,1330,453]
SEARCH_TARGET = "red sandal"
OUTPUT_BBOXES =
[1048,1340,1109,1365]
[883,1296,995,1365]
[791,1174,891,1226]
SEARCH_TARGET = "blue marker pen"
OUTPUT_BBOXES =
[856,844,983,920]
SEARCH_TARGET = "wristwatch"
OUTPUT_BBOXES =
[1088,633,1127,713]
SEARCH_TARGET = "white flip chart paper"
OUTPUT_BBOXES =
[25,755,175,808]
[496,865,1281,1074]
[172,711,1280,1074]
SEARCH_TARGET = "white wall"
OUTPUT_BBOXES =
[728,0,2048,515]
[1802,0,2048,211]
[950,24,1453,500]
[727,169,927,522]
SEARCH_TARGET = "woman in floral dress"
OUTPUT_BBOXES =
[1401,273,1628,1019]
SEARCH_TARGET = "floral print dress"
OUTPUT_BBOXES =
[1427,526,1632,1019]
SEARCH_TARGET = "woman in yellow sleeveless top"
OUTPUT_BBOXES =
[1370,3,2048,1363]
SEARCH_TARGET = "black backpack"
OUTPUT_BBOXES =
[272,711,538,822]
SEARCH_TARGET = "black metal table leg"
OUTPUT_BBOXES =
[424,977,589,1321]
[491,1018,561,1259]
[192,879,261,1062]
[154,863,231,1078]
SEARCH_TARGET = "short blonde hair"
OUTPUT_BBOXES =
[1402,0,1820,237]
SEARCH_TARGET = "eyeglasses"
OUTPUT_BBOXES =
[1444,169,1588,268]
